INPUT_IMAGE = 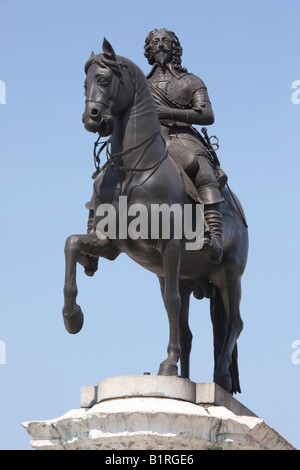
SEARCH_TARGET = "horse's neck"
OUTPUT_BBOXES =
[111,65,161,156]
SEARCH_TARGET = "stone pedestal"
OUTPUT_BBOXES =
[22,375,296,450]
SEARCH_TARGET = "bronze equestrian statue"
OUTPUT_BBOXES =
[62,36,248,395]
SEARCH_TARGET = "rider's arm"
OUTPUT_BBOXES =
[157,99,214,125]
[156,75,214,125]
[191,87,215,124]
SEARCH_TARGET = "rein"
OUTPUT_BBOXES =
[92,128,167,179]
[92,135,111,179]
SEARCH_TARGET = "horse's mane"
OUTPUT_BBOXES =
[84,53,122,79]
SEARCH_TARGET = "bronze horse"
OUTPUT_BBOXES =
[62,39,248,394]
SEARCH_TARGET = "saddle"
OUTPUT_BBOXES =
[86,152,234,219]
[173,158,236,221]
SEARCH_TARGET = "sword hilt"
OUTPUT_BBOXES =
[201,127,221,166]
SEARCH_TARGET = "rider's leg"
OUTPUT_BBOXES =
[203,202,223,263]
[195,157,224,263]
[162,132,224,263]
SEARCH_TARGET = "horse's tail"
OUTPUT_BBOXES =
[210,286,241,394]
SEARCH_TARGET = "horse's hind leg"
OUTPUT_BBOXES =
[179,280,193,379]
[214,277,244,393]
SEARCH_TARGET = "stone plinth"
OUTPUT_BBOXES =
[22,376,296,450]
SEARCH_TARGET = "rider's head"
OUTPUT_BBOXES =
[144,28,187,73]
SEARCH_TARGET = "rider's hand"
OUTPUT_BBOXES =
[156,105,173,120]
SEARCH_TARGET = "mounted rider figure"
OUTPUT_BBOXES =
[144,28,226,263]
[81,30,227,276]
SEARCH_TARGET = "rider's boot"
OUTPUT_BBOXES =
[202,202,223,264]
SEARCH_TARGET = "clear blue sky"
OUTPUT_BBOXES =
[0,0,299,450]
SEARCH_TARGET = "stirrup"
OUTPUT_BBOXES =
[217,168,228,190]
[202,235,223,264]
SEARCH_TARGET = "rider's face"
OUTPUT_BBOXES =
[150,30,172,67]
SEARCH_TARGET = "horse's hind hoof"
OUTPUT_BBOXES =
[158,362,178,376]
[214,374,232,394]
[63,305,84,334]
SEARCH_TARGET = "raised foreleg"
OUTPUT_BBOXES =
[62,234,86,334]
[62,232,119,334]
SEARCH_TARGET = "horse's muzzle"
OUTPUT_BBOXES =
[82,111,113,136]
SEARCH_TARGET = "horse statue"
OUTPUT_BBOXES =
[62,39,248,394]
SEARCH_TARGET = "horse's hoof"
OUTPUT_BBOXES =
[158,362,178,376]
[214,374,232,394]
[84,255,99,277]
[84,268,95,277]
[63,305,84,334]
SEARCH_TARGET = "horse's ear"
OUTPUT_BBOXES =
[102,37,117,62]
[84,50,96,74]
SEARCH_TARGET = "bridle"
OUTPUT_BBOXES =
[88,62,167,180]
[85,63,121,132]
[92,128,167,180]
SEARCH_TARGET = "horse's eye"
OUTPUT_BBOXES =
[97,76,110,86]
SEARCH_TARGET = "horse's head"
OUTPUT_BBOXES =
[82,38,132,135]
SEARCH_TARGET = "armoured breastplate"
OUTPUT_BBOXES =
[167,74,195,108]
[152,78,169,94]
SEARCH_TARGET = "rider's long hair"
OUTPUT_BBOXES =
[144,28,188,74]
